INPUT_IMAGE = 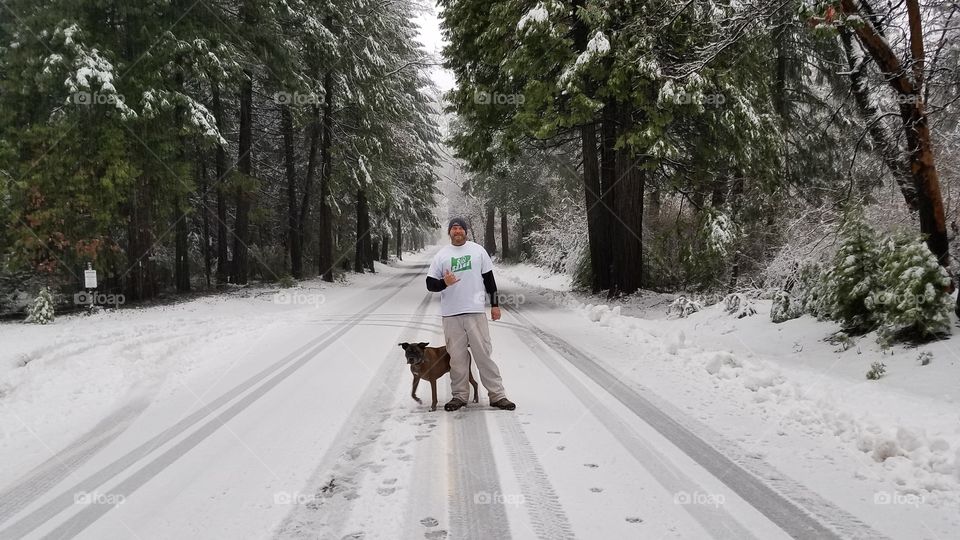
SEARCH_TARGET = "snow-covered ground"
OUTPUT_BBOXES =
[0,252,956,539]
[498,261,960,538]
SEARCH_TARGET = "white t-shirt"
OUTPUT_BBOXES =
[428,241,494,316]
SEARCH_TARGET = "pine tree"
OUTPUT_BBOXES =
[25,287,55,325]
[822,214,881,332]
[868,237,952,340]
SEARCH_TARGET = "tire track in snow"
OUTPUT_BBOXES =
[0,266,426,539]
[0,398,149,524]
[447,411,512,540]
[509,301,884,540]
[273,292,435,539]
[494,414,574,540]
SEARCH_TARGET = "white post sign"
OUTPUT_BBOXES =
[84,268,98,289]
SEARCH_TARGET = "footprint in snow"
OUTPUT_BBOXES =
[556,446,565,451]
[377,487,396,496]
[584,463,599,468]
[590,487,604,493]
[424,530,448,539]
[626,517,643,524]
[341,532,365,539]
[547,431,561,434]
[420,517,439,527]
[382,478,398,485]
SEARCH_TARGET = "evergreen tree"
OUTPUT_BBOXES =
[822,214,882,332]
[868,237,953,339]
[25,287,55,324]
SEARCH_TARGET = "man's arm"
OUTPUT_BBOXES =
[426,276,447,292]
[482,271,499,307]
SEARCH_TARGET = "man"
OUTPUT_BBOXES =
[426,217,516,411]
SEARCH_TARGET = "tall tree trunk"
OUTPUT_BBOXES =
[611,147,644,296]
[598,103,619,293]
[584,119,611,292]
[317,71,335,282]
[484,203,497,256]
[232,68,254,284]
[298,103,321,273]
[126,175,155,301]
[838,28,916,207]
[354,188,371,273]
[839,0,951,310]
[199,154,211,286]
[211,81,230,284]
[281,103,302,278]
[839,0,947,263]
[395,218,403,260]
[500,208,509,259]
[174,193,190,292]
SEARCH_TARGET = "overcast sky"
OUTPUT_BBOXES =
[413,3,456,94]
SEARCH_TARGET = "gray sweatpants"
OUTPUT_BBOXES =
[442,312,506,403]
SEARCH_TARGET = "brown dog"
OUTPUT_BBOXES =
[399,342,479,411]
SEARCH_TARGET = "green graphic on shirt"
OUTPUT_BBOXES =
[450,255,472,272]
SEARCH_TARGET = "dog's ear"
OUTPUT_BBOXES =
[398,342,408,350]
[417,341,429,348]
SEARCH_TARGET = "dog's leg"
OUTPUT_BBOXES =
[430,380,439,411]
[411,375,422,404]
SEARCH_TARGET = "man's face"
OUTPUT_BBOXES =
[449,224,466,245]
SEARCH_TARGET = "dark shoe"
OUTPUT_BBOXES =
[491,398,516,410]
[444,398,467,412]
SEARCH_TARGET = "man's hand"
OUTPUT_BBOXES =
[491,306,501,321]
[443,269,460,286]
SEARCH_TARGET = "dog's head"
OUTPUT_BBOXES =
[398,342,430,365]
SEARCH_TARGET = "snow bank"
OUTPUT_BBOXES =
[513,283,960,507]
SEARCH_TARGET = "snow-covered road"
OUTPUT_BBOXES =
[0,250,941,539]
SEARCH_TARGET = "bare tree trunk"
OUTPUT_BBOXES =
[839,0,947,265]
[582,121,610,292]
[126,175,156,301]
[395,218,403,260]
[232,69,254,284]
[298,103,321,273]
[838,28,917,207]
[317,71,334,282]
[484,203,497,256]
[500,208,509,259]
[199,154,211,286]
[174,193,190,292]
[599,103,619,293]
[281,104,302,278]
[611,146,644,296]
[211,82,230,284]
[354,189,371,273]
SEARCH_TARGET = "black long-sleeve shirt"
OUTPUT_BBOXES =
[426,271,499,307]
